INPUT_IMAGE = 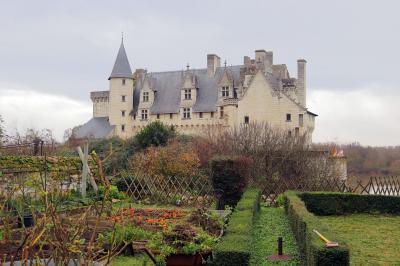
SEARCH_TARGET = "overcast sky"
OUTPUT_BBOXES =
[0,0,399,146]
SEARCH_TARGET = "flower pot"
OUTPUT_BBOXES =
[18,213,34,228]
[166,252,210,266]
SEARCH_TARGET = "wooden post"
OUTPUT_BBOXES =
[80,141,89,197]
[77,144,98,193]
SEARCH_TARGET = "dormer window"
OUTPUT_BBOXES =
[184,89,192,100]
[143,92,149,102]
[222,86,229,97]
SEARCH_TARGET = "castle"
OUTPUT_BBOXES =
[75,40,317,141]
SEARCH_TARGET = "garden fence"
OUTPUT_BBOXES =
[261,176,400,205]
[121,174,214,206]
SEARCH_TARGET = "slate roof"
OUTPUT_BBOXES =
[74,117,114,139]
[133,65,243,114]
[109,42,132,80]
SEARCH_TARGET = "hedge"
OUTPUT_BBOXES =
[210,156,252,209]
[284,191,350,266]
[300,192,400,215]
[212,188,261,266]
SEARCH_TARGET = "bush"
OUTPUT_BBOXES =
[211,156,253,209]
[135,121,176,149]
[300,192,400,215]
[212,188,260,266]
[284,191,350,266]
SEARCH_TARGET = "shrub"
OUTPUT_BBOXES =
[97,185,125,200]
[300,192,400,215]
[213,188,261,266]
[135,121,176,149]
[284,191,350,266]
[211,156,253,209]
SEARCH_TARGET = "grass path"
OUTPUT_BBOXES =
[251,207,300,266]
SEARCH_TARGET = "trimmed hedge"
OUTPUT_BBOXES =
[211,156,252,209]
[284,191,350,266]
[213,188,261,266]
[301,192,400,215]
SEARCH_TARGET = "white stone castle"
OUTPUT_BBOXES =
[76,40,317,141]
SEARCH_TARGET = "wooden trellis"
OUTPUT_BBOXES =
[121,174,214,206]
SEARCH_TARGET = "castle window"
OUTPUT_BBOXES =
[170,113,173,119]
[121,95,126,102]
[299,114,304,127]
[184,89,192,100]
[133,114,136,120]
[286,113,292,122]
[121,110,125,117]
[234,88,238,98]
[199,112,203,118]
[157,114,160,119]
[122,79,126,86]
[244,116,249,124]
[288,130,292,137]
[143,92,149,102]
[295,127,300,136]
[222,86,229,97]
[220,107,224,118]
[211,112,214,118]
[121,124,125,132]
[141,109,148,120]
[183,108,191,119]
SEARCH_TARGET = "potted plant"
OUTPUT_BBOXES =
[147,224,217,266]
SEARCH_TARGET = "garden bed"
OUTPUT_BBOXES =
[285,191,400,266]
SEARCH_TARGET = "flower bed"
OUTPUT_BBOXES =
[110,207,189,230]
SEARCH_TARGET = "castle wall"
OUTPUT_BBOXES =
[236,71,314,138]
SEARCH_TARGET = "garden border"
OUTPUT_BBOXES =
[284,191,350,266]
[212,188,261,266]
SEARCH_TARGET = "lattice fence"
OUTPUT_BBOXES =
[262,176,400,205]
[121,174,214,206]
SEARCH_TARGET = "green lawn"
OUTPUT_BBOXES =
[251,207,300,266]
[319,214,400,266]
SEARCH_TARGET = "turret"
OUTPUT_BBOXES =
[108,39,134,137]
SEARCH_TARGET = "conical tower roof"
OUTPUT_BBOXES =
[108,41,132,80]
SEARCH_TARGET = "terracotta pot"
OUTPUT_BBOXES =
[166,252,211,266]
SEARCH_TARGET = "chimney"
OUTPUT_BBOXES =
[207,54,221,76]
[255,50,273,72]
[243,56,251,66]
[297,59,307,107]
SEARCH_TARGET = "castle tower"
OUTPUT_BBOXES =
[108,39,134,137]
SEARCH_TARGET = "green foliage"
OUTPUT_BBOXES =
[284,191,350,266]
[213,188,261,266]
[300,192,400,216]
[97,185,125,200]
[250,207,300,266]
[0,156,83,172]
[98,224,154,246]
[211,156,253,209]
[89,137,136,174]
[135,121,176,149]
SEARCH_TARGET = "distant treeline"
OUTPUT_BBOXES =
[315,143,400,177]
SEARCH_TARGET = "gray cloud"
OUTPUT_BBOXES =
[0,0,399,145]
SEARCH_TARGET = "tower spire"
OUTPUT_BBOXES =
[109,37,132,80]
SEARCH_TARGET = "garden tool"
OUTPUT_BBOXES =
[313,229,339,248]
